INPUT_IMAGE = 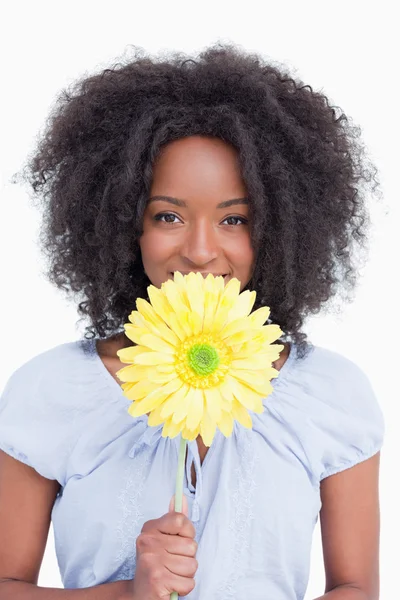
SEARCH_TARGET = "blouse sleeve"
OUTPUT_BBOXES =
[313,349,385,481]
[267,345,386,485]
[0,345,84,484]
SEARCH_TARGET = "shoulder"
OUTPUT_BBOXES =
[0,340,94,481]
[291,343,377,396]
[1,340,89,398]
[275,342,385,445]
[289,343,385,480]
[0,339,107,425]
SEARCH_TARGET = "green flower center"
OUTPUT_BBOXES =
[187,343,220,376]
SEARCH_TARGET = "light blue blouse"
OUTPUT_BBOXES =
[0,338,384,599]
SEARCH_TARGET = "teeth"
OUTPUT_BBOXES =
[170,272,227,277]
[169,272,230,284]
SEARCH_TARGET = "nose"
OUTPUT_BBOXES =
[180,219,220,267]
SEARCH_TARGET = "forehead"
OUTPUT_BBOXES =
[150,135,247,196]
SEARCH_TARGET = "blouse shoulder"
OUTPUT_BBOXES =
[0,340,104,482]
[266,343,385,482]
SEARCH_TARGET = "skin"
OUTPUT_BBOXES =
[0,135,380,599]
[140,135,254,292]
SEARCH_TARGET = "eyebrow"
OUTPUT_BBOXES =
[148,195,249,209]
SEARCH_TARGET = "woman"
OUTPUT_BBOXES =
[0,44,384,599]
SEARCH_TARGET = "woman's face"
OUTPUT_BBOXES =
[139,135,255,291]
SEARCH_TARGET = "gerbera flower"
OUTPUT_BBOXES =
[116,272,283,446]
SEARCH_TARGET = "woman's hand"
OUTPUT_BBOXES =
[128,496,198,599]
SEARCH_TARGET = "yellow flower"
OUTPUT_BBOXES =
[116,272,284,446]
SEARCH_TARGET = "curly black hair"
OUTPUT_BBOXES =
[20,42,379,359]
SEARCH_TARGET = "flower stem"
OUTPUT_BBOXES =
[170,435,187,600]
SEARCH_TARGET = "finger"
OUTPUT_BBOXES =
[164,573,196,597]
[169,494,189,516]
[154,512,196,539]
[164,534,198,558]
[165,554,198,578]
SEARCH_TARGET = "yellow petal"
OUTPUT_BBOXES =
[239,376,274,397]
[233,369,269,390]
[200,410,217,446]
[224,375,264,411]
[248,306,271,327]
[224,328,263,346]
[217,410,234,437]
[128,310,150,329]
[185,387,204,431]
[258,324,283,344]
[227,289,256,321]
[156,364,176,374]
[172,270,185,285]
[121,381,136,393]
[139,333,176,354]
[162,279,191,315]
[234,343,282,363]
[123,378,160,401]
[129,377,183,415]
[148,404,166,426]
[136,298,164,328]
[162,418,183,439]
[160,383,191,419]
[231,397,252,428]
[172,385,196,424]
[134,352,175,365]
[172,271,191,309]
[147,285,191,340]
[230,357,265,371]
[116,344,152,363]
[168,312,192,340]
[220,317,253,340]
[136,298,180,346]
[266,366,280,380]
[115,364,153,383]
[181,425,200,441]
[187,310,203,335]
[123,324,148,345]
[149,322,181,347]
[185,272,205,324]
[215,274,226,293]
[231,343,244,353]
[147,285,175,325]
[232,362,280,382]
[212,277,241,332]
[203,274,223,331]
[203,386,222,422]
[128,402,148,418]
[219,378,235,404]
[149,370,181,384]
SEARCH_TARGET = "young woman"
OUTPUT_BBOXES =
[0,44,384,599]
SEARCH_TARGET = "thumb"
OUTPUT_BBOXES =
[169,494,189,517]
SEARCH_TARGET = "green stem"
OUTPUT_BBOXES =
[170,435,187,600]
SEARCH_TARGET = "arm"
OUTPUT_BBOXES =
[0,450,132,600]
[313,452,381,600]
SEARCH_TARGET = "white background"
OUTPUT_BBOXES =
[0,1,398,598]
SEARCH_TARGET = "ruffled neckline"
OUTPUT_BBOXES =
[78,337,300,401]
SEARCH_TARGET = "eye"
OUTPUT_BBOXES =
[153,213,248,226]
[153,212,181,224]
[222,216,248,226]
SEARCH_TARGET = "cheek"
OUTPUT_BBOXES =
[139,228,174,265]
[229,235,254,266]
